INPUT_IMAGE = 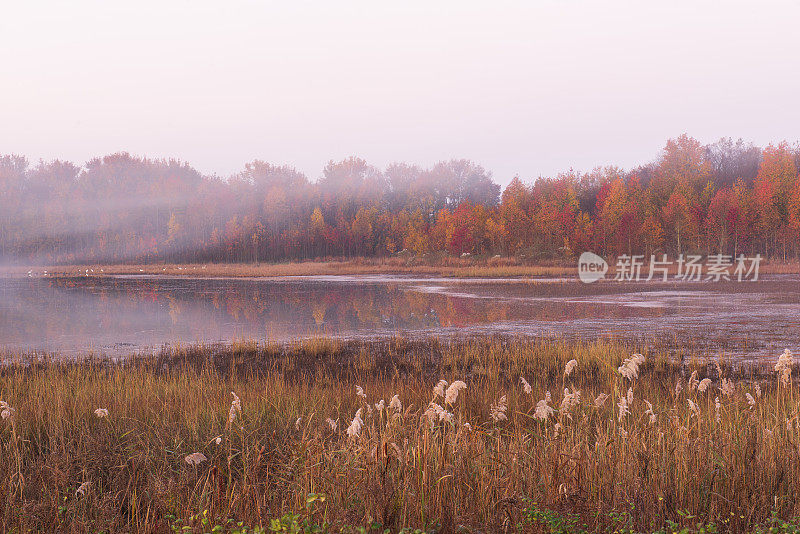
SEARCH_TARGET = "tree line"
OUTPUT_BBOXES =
[1,134,799,265]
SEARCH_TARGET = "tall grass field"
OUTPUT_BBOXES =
[0,337,798,533]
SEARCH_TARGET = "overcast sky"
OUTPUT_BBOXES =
[2,0,799,185]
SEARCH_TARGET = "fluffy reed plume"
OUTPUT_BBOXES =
[228,392,241,425]
[688,370,699,391]
[433,380,448,399]
[184,452,207,466]
[424,402,453,423]
[721,378,735,397]
[445,380,467,405]
[490,395,508,422]
[617,396,629,422]
[675,379,683,396]
[355,385,367,400]
[534,393,554,420]
[746,392,756,409]
[325,418,337,431]
[520,376,532,394]
[564,359,577,376]
[698,378,711,393]
[618,353,645,380]
[75,481,90,497]
[715,397,721,423]
[559,387,581,415]
[776,349,794,386]
[644,400,656,424]
[94,408,109,418]
[214,436,222,445]
[687,399,700,418]
[374,399,385,412]
[626,387,633,405]
[389,394,402,412]
[0,401,14,421]
[295,417,302,430]
[346,408,363,437]
[594,393,609,407]
[755,383,762,398]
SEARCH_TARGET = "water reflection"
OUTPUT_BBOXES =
[0,275,798,359]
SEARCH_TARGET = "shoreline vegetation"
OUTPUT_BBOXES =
[3,256,800,279]
[2,337,800,532]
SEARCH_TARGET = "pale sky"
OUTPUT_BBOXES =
[2,0,799,185]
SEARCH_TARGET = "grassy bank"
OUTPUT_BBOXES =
[8,257,574,279]
[0,337,799,533]
[7,257,800,280]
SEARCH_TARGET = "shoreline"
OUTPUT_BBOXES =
[4,258,799,280]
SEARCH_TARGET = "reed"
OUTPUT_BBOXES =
[0,337,797,533]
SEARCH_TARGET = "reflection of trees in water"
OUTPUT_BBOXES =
[3,278,672,351]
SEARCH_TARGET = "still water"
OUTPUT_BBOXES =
[1,274,799,360]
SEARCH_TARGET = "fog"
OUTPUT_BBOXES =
[2,1,800,183]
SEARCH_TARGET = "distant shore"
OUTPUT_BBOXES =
[5,256,800,279]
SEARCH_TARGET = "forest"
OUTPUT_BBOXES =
[1,134,799,265]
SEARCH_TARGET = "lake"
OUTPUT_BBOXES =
[1,274,799,361]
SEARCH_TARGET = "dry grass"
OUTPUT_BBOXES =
[0,258,586,279]
[6,257,799,280]
[0,337,798,533]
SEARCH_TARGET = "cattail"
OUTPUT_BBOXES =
[746,392,756,409]
[355,385,367,400]
[698,378,711,393]
[75,481,90,497]
[594,393,609,408]
[433,380,448,399]
[490,395,508,422]
[389,394,402,412]
[0,401,14,421]
[714,397,721,424]
[617,396,629,422]
[775,349,794,387]
[687,399,700,418]
[325,418,337,431]
[644,400,656,424]
[520,376,532,394]
[185,452,207,465]
[445,381,467,405]
[347,408,364,437]
[564,359,577,376]
[94,408,109,418]
[720,378,735,397]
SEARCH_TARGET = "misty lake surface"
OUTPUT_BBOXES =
[1,274,799,362]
